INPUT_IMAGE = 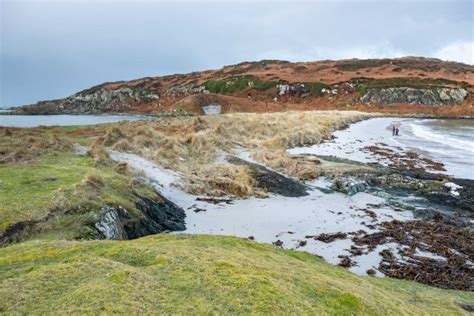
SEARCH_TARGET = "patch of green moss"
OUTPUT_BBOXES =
[0,235,472,314]
[336,59,392,71]
[204,76,277,93]
[0,154,92,233]
[304,82,329,96]
[0,150,156,241]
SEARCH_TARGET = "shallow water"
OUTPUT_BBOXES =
[400,119,474,179]
[0,114,148,128]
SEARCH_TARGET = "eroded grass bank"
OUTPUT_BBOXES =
[0,127,159,241]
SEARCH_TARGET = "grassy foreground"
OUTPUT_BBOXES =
[0,234,472,314]
[0,149,156,241]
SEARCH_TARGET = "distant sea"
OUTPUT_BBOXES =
[0,114,149,128]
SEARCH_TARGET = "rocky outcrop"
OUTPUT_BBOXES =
[15,86,160,114]
[95,195,186,240]
[227,156,309,197]
[94,206,130,240]
[1,193,186,245]
[331,178,369,196]
[361,87,468,105]
[11,57,473,114]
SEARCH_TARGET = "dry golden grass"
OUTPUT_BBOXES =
[0,127,73,164]
[182,164,265,197]
[94,111,373,197]
[87,143,113,167]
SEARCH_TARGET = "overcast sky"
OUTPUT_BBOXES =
[1,0,473,107]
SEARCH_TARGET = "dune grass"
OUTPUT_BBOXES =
[0,126,157,241]
[95,111,373,197]
[0,127,73,164]
[0,234,472,314]
[1,111,371,199]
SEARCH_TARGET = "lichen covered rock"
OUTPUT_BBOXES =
[361,87,467,105]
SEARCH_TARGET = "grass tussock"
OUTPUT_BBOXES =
[183,164,265,197]
[82,172,105,189]
[87,143,113,167]
[96,111,372,197]
[0,234,472,314]
[0,127,73,163]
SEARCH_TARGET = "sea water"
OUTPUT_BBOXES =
[0,114,148,128]
[395,119,474,179]
[289,117,474,180]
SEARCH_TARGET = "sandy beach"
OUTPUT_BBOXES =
[111,117,474,283]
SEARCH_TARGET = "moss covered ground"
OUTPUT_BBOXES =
[0,153,90,233]
[0,234,472,314]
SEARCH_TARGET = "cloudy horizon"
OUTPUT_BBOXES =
[1,0,473,107]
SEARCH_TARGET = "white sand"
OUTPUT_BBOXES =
[109,117,462,277]
[288,117,401,165]
[111,150,418,276]
[289,117,473,179]
[112,118,470,276]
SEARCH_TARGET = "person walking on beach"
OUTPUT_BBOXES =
[392,125,396,136]
[395,127,399,136]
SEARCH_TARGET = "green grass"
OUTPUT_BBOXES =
[336,59,391,71]
[352,77,469,97]
[204,76,278,93]
[203,76,329,96]
[0,153,92,233]
[0,234,472,314]
[305,81,329,95]
[0,151,156,241]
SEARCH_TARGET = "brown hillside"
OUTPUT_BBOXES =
[14,57,474,117]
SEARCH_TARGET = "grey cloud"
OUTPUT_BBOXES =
[1,0,472,107]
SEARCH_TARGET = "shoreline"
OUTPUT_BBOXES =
[110,116,473,290]
[1,112,472,291]
[3,109,474,120]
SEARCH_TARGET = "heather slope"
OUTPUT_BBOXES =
[13,57,474,116]
[1,234,472,314]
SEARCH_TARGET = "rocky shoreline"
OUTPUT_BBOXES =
[312,152,473,290]
[110,133,473,290]
[0,191,187,246]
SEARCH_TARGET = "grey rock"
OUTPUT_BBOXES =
[95,206,130,240]
[331,178,369,195]
[361,87,467,105]
[15,86,160,114]
[95,194,186,240]
[227,156,309,197]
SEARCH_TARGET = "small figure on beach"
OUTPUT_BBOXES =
[391,122,401,136]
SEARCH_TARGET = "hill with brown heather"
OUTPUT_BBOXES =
[13,57,474,117]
